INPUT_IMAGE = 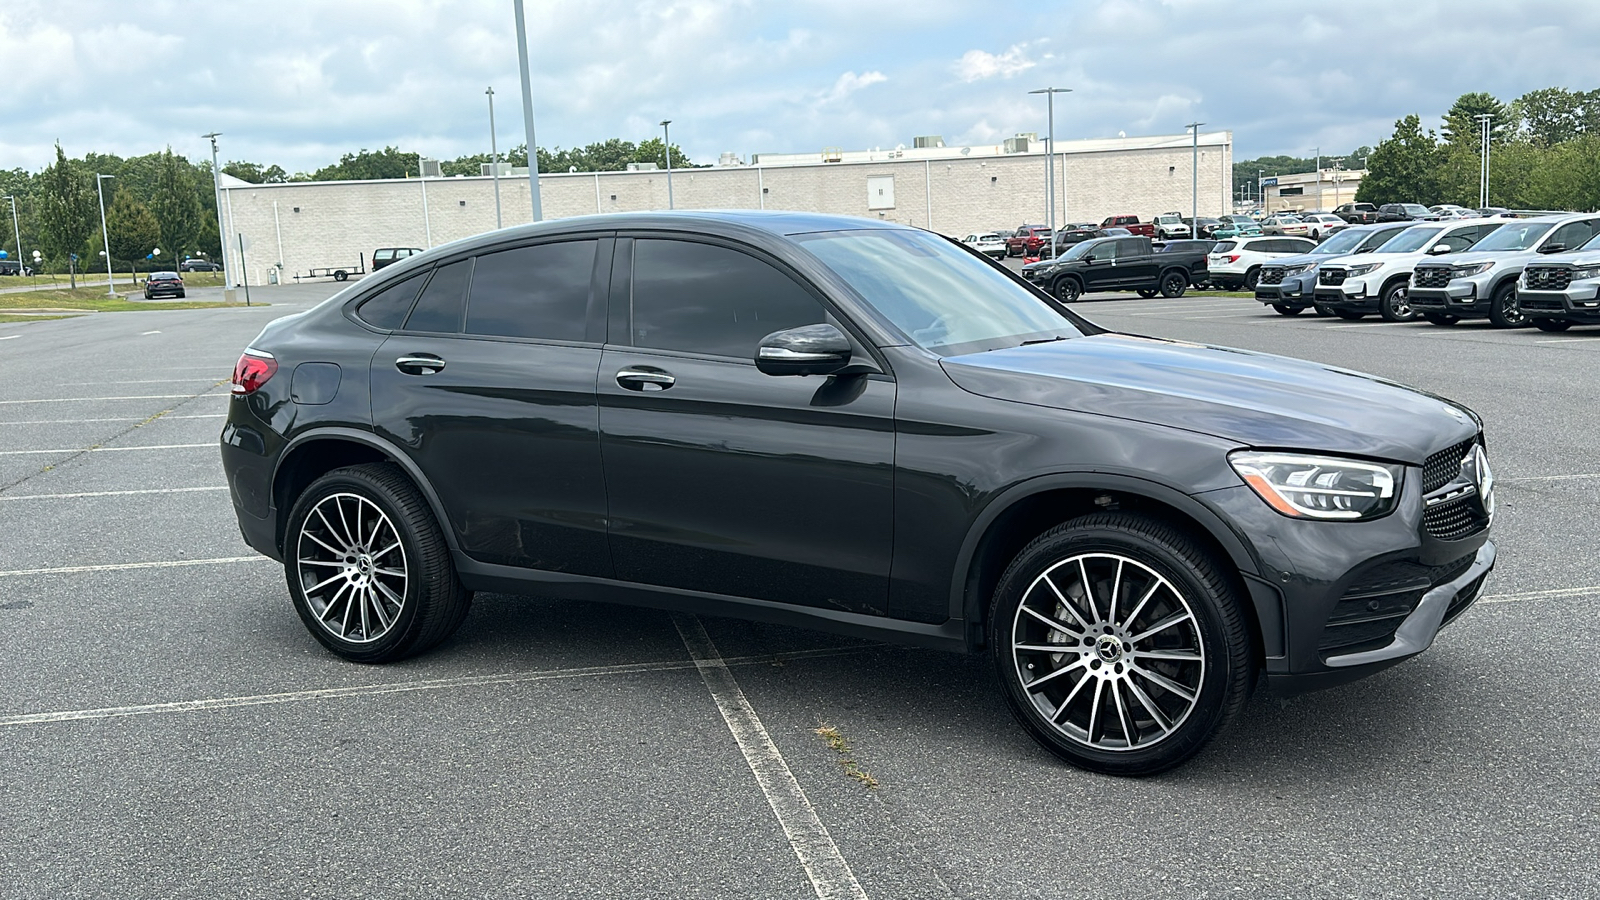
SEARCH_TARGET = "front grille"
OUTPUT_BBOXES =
[1520,295,1565,311]
[1319,551,1478,654]
[1259,268,1286,285]
[1413,266,1453,289]
[1320,269,1348,286]
[1424,496,1490,540]
[1423,439,1475,493]
[1524,267,1572,291]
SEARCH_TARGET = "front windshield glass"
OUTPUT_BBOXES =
[1469,222,1555,252]
[1378,226,1446,253]
[798,230,1080,355]
[1311,228,1371,254]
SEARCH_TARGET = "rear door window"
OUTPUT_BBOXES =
[1548,220,1600,251]
[466,241,597,342]
[355,274,426,329]
[403,261,471,333]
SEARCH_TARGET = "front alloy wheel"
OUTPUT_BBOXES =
[990,513,1253,775]
[1159,271,1187,298]
[1053,277,1082,303]
[1487,282,1527,328]
[1380,282,1417,322]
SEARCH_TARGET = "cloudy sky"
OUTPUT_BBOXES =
[1,0,1595,174]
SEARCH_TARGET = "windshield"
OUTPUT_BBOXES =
[1468,222,1554,252]
[1402,205,1432,216]
[799,230,1081,355]
[1379,226,1446,253]
[1311,228,1372,255]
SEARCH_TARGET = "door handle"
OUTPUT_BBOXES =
[615,368,675,391]
[395,355,446,375]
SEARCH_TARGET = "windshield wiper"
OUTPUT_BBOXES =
[1020,335,1068,346]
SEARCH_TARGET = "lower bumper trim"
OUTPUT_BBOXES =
[1324,541,1495,668]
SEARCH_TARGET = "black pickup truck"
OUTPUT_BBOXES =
[1019,235,1209,301]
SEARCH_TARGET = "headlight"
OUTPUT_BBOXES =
[1229,451,1402,521]
[1453,262,1494,277]
[1345,263,1383,277]
[1572,265,1600,280]
[1282,264,1312,276]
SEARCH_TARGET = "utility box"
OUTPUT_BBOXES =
[867,175,895,210]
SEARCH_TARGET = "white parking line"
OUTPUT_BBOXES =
[0,335,19,341]
[675,614,870,900]
[0,414,225,425]
[0,556,268,578]
[0,486,228,501]
[0,443,212,456]
[1535,338,1595,344]
[56,378,224,385]
[1504,473,1600,483]
[1481,585,1600,604]
[0,394,223,405]
[1329,322,1392,328]
[0,645,877,728]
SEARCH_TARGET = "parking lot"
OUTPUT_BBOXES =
[1,282,1596,899]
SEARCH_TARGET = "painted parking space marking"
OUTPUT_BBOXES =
[0,414,225,425]
[0,555,269,578]
[0,442,213,456]
[1535,338,1596,344]
[0,645,877,728]
[56,378,224,386]
[0,394,224,405]
[675,614,870,900]
[0,486,228,502]
[1480,585,1600,604]
[0,335,19,341]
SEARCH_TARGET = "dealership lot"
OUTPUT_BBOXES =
[0,284,1595,899]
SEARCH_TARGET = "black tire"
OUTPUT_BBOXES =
[1053,276,1082,303]
[1159,271,1187,298]
[988,512,1254,776]
[1334,309,1365,320]
[1533,318,1572,332]
[1423,313,1459,326]
[1379,281,1417,322]
[284,463,472,663]
[1310,229,1321,241]
[334,270,349,282]
[1137,289,1158,299]
[1272,304,1303,316]
[1487,281,1527,328]
[177,291,186,298]
[1243,268,1262,291]
[1313,304,1334,317]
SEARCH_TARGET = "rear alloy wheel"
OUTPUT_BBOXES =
[1243,268,1262,291]
[1487,282,1527,328]
[1137,288,1158,299]
[1533,318,1572,332]
[1053,277,1082,303]
[286,463,471,663]
[1334,309,1365,320]
[1159,271,1188,298]
[1423,313,1459,326]
[1272,304,1303,316]
[1379,282,1417,321]
[990,513,1253,776]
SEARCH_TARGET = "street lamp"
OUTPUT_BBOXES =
[1029,87,1072,250]
[486,86,503,229]
[2,195,21,278]
[1475,113,1494,207]
[95,174,115,296]
[1311,147,1321,211]
[512,0,543,221]
[201,132,232,292]
[1186,121,1205,232]
[660,120,674,210]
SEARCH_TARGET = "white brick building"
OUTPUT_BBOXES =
[216,131,1232,285]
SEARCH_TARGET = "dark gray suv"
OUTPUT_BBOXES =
[222,212,1496,775]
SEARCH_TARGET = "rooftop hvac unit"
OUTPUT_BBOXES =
[1003,136,1033,154]
[626,162,660,171]
[913,135,945,149]
[718,152,743,167]
[419,158,442,177]
[479,162,513,176]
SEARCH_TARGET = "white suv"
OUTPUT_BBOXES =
[961,232,1007,260]
[1312,220,1505,321]
[1206,236,1318,290]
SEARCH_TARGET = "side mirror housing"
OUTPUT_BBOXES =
[756,324,853,376]
[1428,243,1453,255]
[1539,243,1567,254]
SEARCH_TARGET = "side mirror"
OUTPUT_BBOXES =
[1428,243,1452,255]
[756,323,853,377]
[1539,243,1567,254]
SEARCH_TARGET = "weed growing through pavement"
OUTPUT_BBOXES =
[814,723,879,790]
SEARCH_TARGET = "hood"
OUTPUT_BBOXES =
[1528,249,1600,265]
[940,334,1477,464]
[1261,251,1333,269]
[1433,249,1537,267]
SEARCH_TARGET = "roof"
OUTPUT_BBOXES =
[465,209,911,242]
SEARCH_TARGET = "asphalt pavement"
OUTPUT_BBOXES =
[0,279,1595,899]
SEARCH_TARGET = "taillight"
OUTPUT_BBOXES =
[232,349,278,395]
[1226,254,1241,263]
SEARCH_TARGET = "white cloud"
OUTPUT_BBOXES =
[954,44,1036,82]
[820,71,887,104]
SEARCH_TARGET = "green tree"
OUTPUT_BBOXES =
[151,148,203,262]
[104,187,161,277]
[222,161,290,184]
[1356,115,1443,206]
[1512,87,1585,146]
[1441,92,1512,147]
[35,143,96,286]
[311,146,420,181]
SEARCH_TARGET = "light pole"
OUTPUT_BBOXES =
[3,195,21,277]
[201,132,232,292]
[1030,87,1072,251]
[1186,121,1205,231]
[95,174,115,295]
[660,120,674,210]
[1475,113,1493,207]
[486,86,503,229]
[1256,169,1264,211]
[512,0,542,221]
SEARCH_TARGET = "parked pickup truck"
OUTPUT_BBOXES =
[1334,202,1380,225]
[1409,214,1600,328]
[1100,215,1157,238]
[1019,235,1208,302]
[1006,225,1052,257]
[1152,213,1192,240]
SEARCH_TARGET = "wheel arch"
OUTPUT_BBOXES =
[1380,272,1412,297]
[1050,272,1084,296]
[272,427,459,556]
[952,473,1264,655]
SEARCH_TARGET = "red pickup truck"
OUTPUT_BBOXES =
[1100,215,1157,238]
[1005,225,1052,258]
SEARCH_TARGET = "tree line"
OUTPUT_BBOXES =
[1356,87,1600,210]
[0,137,699,277]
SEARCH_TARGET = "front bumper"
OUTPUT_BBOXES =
[1313,278,1379,310]
[1255,275,1318,307]
[1519,281,1600,322]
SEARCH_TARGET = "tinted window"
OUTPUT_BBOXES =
[629,240,825,358]
[466,241,596,341]
[404,261,470,333]
[374,250,395,262]
[1547,220,1599,251]
[1211,241,1237,253]
[1115,238,1145,257]
[356,274,426,329]
[1091,240,1119,259]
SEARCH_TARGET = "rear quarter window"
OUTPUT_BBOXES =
[1211,241,1237,253]
[354,274,426,329]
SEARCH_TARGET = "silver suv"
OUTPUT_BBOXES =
[1408,215,1600,328]
[1517,232,1600,332]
